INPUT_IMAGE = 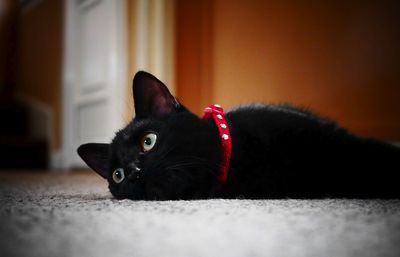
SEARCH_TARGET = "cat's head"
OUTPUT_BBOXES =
[78,71,220,200]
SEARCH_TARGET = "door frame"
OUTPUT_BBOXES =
[61,0,128,169]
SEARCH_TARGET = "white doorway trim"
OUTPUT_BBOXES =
[133,0,175,94]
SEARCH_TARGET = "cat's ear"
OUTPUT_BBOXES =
[77,143,109,179]
[133,71,180,118]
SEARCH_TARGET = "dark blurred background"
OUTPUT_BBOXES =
[1,0,399,170]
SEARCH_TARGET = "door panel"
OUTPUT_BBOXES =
[77,100,109,142]
[79,0,107,91]
[63,0,126,167]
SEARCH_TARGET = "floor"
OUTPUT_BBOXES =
[0,171,399,257]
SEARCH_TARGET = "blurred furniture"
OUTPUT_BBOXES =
[0,96,48,169]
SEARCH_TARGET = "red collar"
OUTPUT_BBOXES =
[203,104,232,191]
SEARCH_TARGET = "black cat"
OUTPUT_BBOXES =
[78,71,400,200]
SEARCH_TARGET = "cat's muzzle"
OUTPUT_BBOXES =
[128,163,142,180]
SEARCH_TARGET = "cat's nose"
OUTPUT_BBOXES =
[128,162,142,180]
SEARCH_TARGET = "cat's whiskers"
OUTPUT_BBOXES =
[163,157,221,179]
[145,142,222,180]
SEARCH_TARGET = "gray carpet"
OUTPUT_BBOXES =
[0,171,399,257]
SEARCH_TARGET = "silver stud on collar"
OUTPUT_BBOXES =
[222,134,229,140]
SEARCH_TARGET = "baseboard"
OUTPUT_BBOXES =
[50,150,64,170]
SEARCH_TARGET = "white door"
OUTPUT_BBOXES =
[62,0,127,168]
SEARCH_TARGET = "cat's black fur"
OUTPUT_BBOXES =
[78,71,400,200]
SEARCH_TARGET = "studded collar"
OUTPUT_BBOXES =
[203,104,232,191]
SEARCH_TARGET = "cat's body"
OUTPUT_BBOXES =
[222,104,399,199]
[78,71,400,200]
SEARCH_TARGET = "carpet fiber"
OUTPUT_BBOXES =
[1,171,399,257]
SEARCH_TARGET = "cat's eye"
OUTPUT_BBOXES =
[112,168,125,183]
[141,133,157,152]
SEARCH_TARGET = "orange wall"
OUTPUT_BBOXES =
[176,0,400,140]
[176,0,213,116]
[15,0,64,150]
